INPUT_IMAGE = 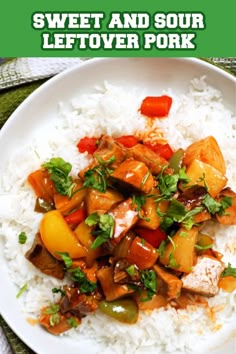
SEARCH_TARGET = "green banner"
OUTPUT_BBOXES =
[0,0,236,56]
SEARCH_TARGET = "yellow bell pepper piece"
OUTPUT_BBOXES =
[40,210,87,260]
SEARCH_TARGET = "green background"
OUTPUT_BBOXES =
[0,0,236,56]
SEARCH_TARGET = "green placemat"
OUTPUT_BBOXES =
[0,57,235,354]
[0,316,34,354]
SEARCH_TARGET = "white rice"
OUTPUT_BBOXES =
[0,77,236,354]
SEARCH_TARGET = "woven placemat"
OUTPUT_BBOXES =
[0,57,235,354]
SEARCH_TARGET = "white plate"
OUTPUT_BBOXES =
[0,58,236,354]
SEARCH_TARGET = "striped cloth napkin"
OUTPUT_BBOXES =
[0,57,84,90]
[0,57,86,128]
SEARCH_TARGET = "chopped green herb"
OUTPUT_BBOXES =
[178,167,190,183]
[167,235,176,250]
[160,199,203,231]
[18,231,27,244]
[160,216,174,231]
[43,304,60,315]
[43,157,75,197]
[202,194,233,216]
[168,252,179,269]
[196,173,209,192]
[56,252,73,269]
[49,313,60,327]
[67,317,79,328]
[141,170,151,187]
[179,231,188,237]
[166,236,179,269]
[126,265,136,277]
[52,287,66,297]
[85,212,100,226]
[132,195,150,221]
[83,155,116,193]
[219,196,233,215]
[68,267,97,293]
[140,269,157,301]
[221,263,236,278]
[85,212,114,249]
[157,171,179,199]
[16,283,28,298]
[157,240,167,257]
[195,243,213,251]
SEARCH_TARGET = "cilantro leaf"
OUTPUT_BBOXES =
[85,212,115,249]
[49,313,60,327]
[196,173,209,192]
[141,171,151,187]
[56,252,73,269]
[67,317,79,328]
[140,269,157,301]
[18,231,27,244]
[168,252,179,268]
[43,304,60,315]
[221,263,236,278]
[160,199,203,231]
[158,173,179,199]
[16,283,28,298]
[43,157,75,197]
[132,195,150,221]
[195,243,213,251]
[157,240,167,257]
[202,194,233,216]
[52,287,65,297]
[85,212,100,226]
[83,155,116,193]
[126,264,136,276]
[166,236,180,269]
[178,167,190,183]
[219,196,233,215]
[68,267,97,293]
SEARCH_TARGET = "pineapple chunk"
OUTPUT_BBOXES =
[159,227,198,273]
[183,136,226,174]
[137,197,169,230]
[182,159,227,198]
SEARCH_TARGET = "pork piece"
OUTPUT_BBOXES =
[177,185,211,223]
[177,185,207,210]
[79,136,127,179]
[60,286,99,316]
[153,264,182,299]
[95,135,128,167]
[111,158,155,193]
[109,197,139,244]
[113,259,140,284]
[97,266,134,301]
[25,233,64,279]
[40,308,80,335]
[216,187,236,225]
[127,143,168,175]
[181,256,225,296]
[85,188,124,215]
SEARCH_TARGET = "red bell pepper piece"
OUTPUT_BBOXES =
[134,227,167,248]
[77,137,98,154]
[115,135,139,148]
[144,142,174,160]
[140,95,172,118]
[64,208,87,225]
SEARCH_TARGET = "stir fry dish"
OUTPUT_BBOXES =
[24,96,236,335]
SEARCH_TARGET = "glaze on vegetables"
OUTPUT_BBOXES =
[25,103,236,335]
